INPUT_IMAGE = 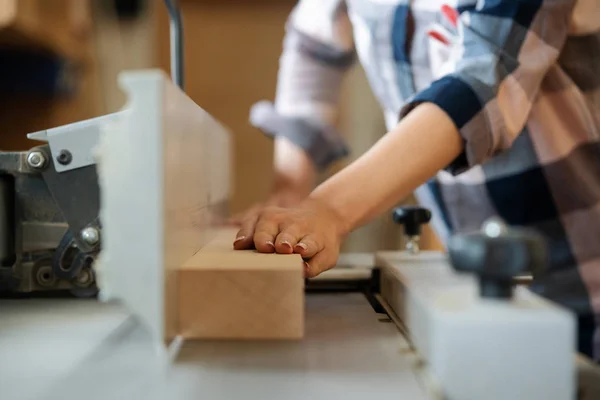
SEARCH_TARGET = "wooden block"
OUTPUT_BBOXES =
[178,228,305,340]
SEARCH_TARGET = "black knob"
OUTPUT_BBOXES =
[448,222,547,299]
[392,206,432,237]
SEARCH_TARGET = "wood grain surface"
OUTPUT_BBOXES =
[178,228,305,340]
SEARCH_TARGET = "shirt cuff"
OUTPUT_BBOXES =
[399,75,493,175]
[250,101,349,171]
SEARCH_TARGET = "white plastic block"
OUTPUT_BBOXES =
[377,251,576,400]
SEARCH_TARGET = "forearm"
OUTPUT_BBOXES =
[251,2,354,177]
[310,103,463,235]
[273,136,317,196]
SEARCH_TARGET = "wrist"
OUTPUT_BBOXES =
[306,191,353,239]
[272,174,312,196]
[268,187,306,208]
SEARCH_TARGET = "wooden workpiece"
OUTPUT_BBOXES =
[178,228,305,340]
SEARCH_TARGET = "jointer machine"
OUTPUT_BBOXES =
[1,3,599,400]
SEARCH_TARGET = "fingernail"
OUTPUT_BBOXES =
[266,240,275,249]
[234,236,246,243]
[304,261,310,269]
[295,243,308,252]
[281,241,292,250]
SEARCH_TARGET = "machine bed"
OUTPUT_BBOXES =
[0,293,427,400]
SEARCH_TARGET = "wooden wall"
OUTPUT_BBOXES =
[157,2,294,214]
[156,1,442,252]
[0,0,103,150]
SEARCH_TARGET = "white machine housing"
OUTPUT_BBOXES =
[377,251,576,400]
[95,70,232,353]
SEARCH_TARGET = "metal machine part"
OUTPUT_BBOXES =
[392,206,432,254]
[0,0,186,295]
[164,0,184,89]
[448,218,547,299]
[0,112,125,294]
[26,151,46,169]
[27,113,122,173]
[0,143,101,295]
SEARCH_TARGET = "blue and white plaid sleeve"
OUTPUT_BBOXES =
[399,0,577,175]
[250,0,355,170]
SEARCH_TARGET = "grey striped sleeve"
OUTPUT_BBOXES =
[250,6,355,171]
[291,26,356,69]
[250,101,349,170]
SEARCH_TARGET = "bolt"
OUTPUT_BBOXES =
[56,150,72,166]
[81,227,100,245]
[76,268,93,286]
[27,151,46,169]
[406,236,420,254]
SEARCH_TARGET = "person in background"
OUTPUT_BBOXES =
[232,0,600,362]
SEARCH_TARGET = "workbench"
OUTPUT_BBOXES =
[0,293,428,400]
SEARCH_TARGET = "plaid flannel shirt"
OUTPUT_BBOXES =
[250,0,600,360]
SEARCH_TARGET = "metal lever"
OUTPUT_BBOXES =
[392,206,432,254]
[164,0,184,89]
[448,218,547,299]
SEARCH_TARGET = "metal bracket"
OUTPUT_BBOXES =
[27,112,123,173]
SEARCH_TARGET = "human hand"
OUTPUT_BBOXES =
[233,198,349,278]
[228,188,306,226]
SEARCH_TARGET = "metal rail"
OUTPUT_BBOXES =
[163,0,185,89]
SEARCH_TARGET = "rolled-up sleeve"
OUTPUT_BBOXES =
[399,0,576,175]
[250,0,355,170]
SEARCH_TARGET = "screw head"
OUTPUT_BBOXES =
[56,150,73,166]
[76,268,93,285]
[27,151,46,169]
[81,227,100,245]
[36,265,56,287]
[482,217,508,238]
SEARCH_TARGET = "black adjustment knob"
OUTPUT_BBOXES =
[392,206,432,236]
[448,220,547,299]
[393,206,432,253]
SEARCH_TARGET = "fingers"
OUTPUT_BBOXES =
[233,205,339,281]
[293,234,321,259]
[304,250,338,278]
[253,215,279,253]
[234,207,299,253]
[274,224,308,254]
[233,213,259,250]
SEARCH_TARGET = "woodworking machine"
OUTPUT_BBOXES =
[0,113,118,296]
[1,68,598,400]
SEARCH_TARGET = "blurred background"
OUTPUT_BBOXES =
[0,0,440,253]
